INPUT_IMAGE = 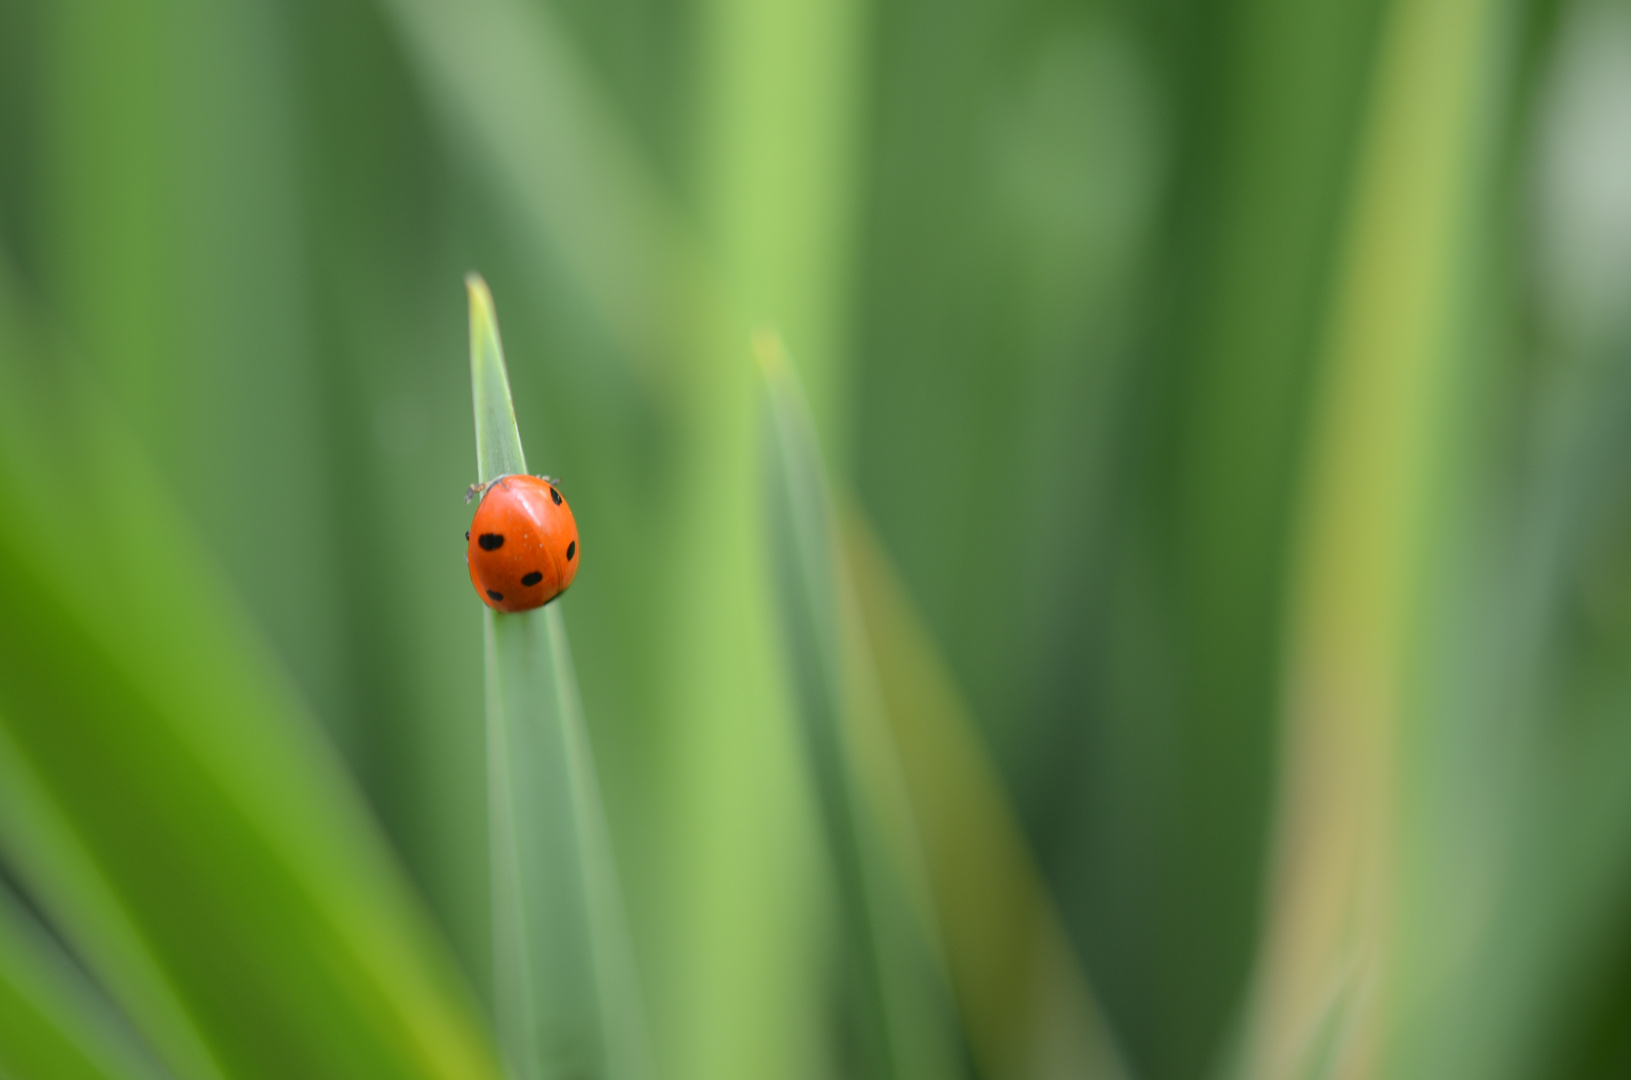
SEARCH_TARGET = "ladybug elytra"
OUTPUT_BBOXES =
[465,475,579,612]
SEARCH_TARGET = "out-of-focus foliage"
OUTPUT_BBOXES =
[0,0,1630,1076]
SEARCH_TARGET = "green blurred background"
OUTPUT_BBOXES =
[2,0,1631,1077]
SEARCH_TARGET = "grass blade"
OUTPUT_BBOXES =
[468,275,648,1080]
[0,874,164,1080]
[761,331,1129,1080]
[766,330,1110,1080]
[0,722,225,1080]
[1241,0,1510,1070]
[379,0,706,377]
[842,518,1129,1080]
[759,334,950,1080]
[469,274,529,483]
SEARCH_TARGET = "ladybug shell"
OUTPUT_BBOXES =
[466,475,579,613]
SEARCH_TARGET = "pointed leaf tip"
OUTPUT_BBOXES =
[467,274,527,484]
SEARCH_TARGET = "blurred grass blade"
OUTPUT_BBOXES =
[842,518,1129,1080]
[0,264,503,1080]
[469,275,648,1080]
[550,618,653,1080]
[762,330,1127,1080]
[0,871,163,1080]
[380,0,707,376]
[759,332,960,1080]
[0,722,224,1080]
[1242,0,1508,1071]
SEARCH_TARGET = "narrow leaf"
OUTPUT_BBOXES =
[760,330,1128,1080]
[0,874,164,1080]
[843,519,1130,1080]
[381,0,706,376]
[0,722,226,1080]
[468,275,648,1080]
[1242,0,1510,1070]
[758,332,965,1080]
[468,274,528,484]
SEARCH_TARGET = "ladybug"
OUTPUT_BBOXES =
[465,475,579,612]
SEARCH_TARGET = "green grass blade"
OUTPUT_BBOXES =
[760,331,1128,1080]
[379,0,705,377]
[759,334,965,1080]
[842,520,1129,1080]
[1242,0,1509,1070]
[0,722,225,1080]
[469,276,648,1080]
[468,275,528,484]
[0,875,164,1080]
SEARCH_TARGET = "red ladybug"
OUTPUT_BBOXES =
[465,475,579,612]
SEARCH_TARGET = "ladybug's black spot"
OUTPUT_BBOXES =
[549,486,562,505]
[487,590,504,602]
[479,533,504,551]
[521,571,543,586]
[566,541,576,561]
